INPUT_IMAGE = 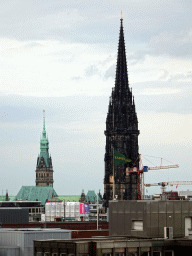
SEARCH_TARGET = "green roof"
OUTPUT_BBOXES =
[0,196,6,201]
[0,196,7,201]
[9,196,16,201]
[54,195,80,202]
[15,186,58,206]
[85,190,97,202]
[0,196,15,201]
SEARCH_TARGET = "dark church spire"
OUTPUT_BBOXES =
[103,16,140,208]
[114,16,130,103]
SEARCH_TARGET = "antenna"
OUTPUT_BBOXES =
[43,110,45,131]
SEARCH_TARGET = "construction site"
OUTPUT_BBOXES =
[125,154,189,201]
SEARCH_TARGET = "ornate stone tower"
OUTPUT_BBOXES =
[103,17,140,207]
[35,111,54,187]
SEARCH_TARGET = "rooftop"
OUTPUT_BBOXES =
[15,186,58,206]
[54,195,80,202]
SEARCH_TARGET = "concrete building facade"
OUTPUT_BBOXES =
[109,200,192,238]
[34,237,192,256]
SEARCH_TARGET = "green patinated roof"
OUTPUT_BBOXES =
[0,196,7,201]
[85,190,97,202]
[54,195,81,202]
[0,196,15,201]
[9,196,16,201]
[15,186,58,206]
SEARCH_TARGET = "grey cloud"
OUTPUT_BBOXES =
[99,54,115,66]
[149,30,192,58]
[0,0,190,47]
[158,71,192,82]
[186,72,192,79]
[170,72,192,81]
[0,105,40,124]
[158,70,169,80]
[104,64,116,80]
[134,81,192,115]
[71,76,82,81]
[84,65,100,77]
[135,80,191,91]
[0,94,104,123]
[126,29,192,63]
[128,51,150,65]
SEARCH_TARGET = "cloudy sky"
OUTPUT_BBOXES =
[0,0,192,197]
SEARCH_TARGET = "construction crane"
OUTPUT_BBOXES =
[148,164,179,170]
[145,181,192,193]
[145,156,179,170]
[126,155,179,200]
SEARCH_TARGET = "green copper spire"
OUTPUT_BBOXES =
[38,110,50,167]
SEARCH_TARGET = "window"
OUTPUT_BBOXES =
[165,251,174,256]
[141,248,150,256]
[153,252,161,256]
[115,253,125,256]
[185,217,192,236]
[102,249,112,256]
[44,253,50,256]
[132,220,143,231]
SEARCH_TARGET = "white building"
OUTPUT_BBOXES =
[45,201,87,221]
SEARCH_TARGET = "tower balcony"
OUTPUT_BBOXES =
[105,129,140,136]
[35,178,54,183]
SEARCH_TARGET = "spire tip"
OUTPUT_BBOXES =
[121,11,123,20]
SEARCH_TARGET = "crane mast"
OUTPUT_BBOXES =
[126,154,179,199]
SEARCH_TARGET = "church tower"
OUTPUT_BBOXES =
[103,16,140,207]
[35,111,54,187]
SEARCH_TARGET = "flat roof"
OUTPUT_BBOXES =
[0,201,41,203]
[0,228,71,232]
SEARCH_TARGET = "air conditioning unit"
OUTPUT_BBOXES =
[164,227,173,239]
